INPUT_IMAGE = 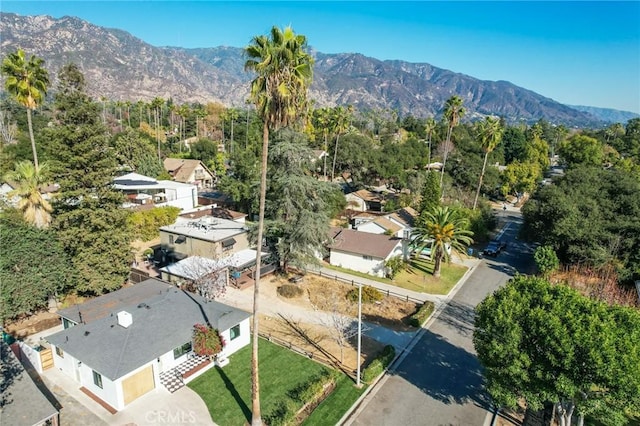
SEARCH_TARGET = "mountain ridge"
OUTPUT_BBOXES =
[0,12,615,127]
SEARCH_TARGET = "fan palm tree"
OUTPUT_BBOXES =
[473,116,504,210]
[1,49,49,171]
[440,95,465,189]
[411,206,473,278]
[4,160,52,228]
[244,25,314,426]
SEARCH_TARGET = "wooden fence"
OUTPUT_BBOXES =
[308,270,424,304]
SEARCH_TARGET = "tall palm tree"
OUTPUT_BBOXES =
[424,117,437,167]
[473,116,504,210]
[440,95,465,189]
[330,106,351,182]
[1,49,49,171]
[244,26,314,426]
[411,206,473,278]
[4,160,52,228]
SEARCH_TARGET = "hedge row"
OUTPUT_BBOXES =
[362,345,395,384]
[409,301,435,327]
[128,206,181,242]
[266,369,339,426]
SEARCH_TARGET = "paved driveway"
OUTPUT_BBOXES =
[346,211,532,426]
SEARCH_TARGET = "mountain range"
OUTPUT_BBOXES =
[1,12,635,127]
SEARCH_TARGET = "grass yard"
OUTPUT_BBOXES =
[323,258,467,295]
[392,258,467,294]
[302,374,367,425]
[188,338,354,426]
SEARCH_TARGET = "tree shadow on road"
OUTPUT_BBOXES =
[391,329,492,410]
[435,300,476,338]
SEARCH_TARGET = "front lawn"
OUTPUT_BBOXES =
[188,338,355,426]
[392,258,467,294]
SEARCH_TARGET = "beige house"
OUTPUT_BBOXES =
[159,215,250,260]
[163,158,215,189]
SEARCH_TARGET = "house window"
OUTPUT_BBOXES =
[221,238,236,252]
[169,235,174,244]
[55,346,64,358]
[62,317,76,329]
[363,255,373,261]
[173,342,192,359]
[93,370,103,389]
[230,324,241,341]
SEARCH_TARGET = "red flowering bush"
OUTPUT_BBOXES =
[192,323,225,357]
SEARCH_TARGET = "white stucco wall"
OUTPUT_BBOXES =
[354,221,386,235]
[156,185,197,211]
[219,319,250,358]
[329,244,403,278]
[344,194,366,211]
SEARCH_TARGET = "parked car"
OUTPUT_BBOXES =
[482,239,507,257]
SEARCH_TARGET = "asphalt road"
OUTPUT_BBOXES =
[346,211,534,426]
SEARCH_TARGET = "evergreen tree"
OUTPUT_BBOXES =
[417,171,441,226]
[0,211,75,323]
[44,64,132,294]
[258,129,336,272]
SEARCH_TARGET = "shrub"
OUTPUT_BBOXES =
[265,398,298,426]
[128,206,181,241]
[409,302,435,327]
[362,345,395,384]
[346,285,383,304]
[277,284,304,299]
[192,324,224,357]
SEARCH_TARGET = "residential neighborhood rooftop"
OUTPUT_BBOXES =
[0,341,59,426]
[328,227,403,259]
[160,216,248,242]
[160,250,265,279]
[47,279,251,381]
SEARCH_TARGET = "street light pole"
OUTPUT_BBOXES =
[356,283,362,387]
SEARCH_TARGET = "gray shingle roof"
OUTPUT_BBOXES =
[0,341,59,426]
[46,279,250,381]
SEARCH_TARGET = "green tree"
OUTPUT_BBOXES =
[1,48,49,171]
[410,206,473,278]
[418,171,441,218]
[558,134,604,168]
[384,255,406,279]
[440,95,465,188]
[474,275,640,426]
[3,160,52,228]
[244,25,314,426]
[112,128,163,177]
[0,212,75,323]
[501,160,541,199]
[258,130,336,272]
[533,245,560,277]
[190,138,218,164]
[473,117,503,210]
[522,166,640,282]
[45,63,132,294]
[330,105,351,182]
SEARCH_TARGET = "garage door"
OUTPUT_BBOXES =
[122,365,155,405]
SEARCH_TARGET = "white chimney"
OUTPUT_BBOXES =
[117,311,133,328]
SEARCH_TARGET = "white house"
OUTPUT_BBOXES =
[113,172,198,211]
[163,158,215,189]
[327,227,404,278]
[46,278,251,412]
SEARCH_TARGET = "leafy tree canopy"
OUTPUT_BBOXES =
[474,275,640,426]
[0,211,76,323]
[522,166,640,282]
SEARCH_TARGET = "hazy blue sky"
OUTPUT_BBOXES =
[4,1,640,113]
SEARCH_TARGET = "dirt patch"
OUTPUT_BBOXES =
[271,274,419,332]
[4,310,61,338]
[259,314,386,373]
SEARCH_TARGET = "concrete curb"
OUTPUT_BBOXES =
[339,259,482,425]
